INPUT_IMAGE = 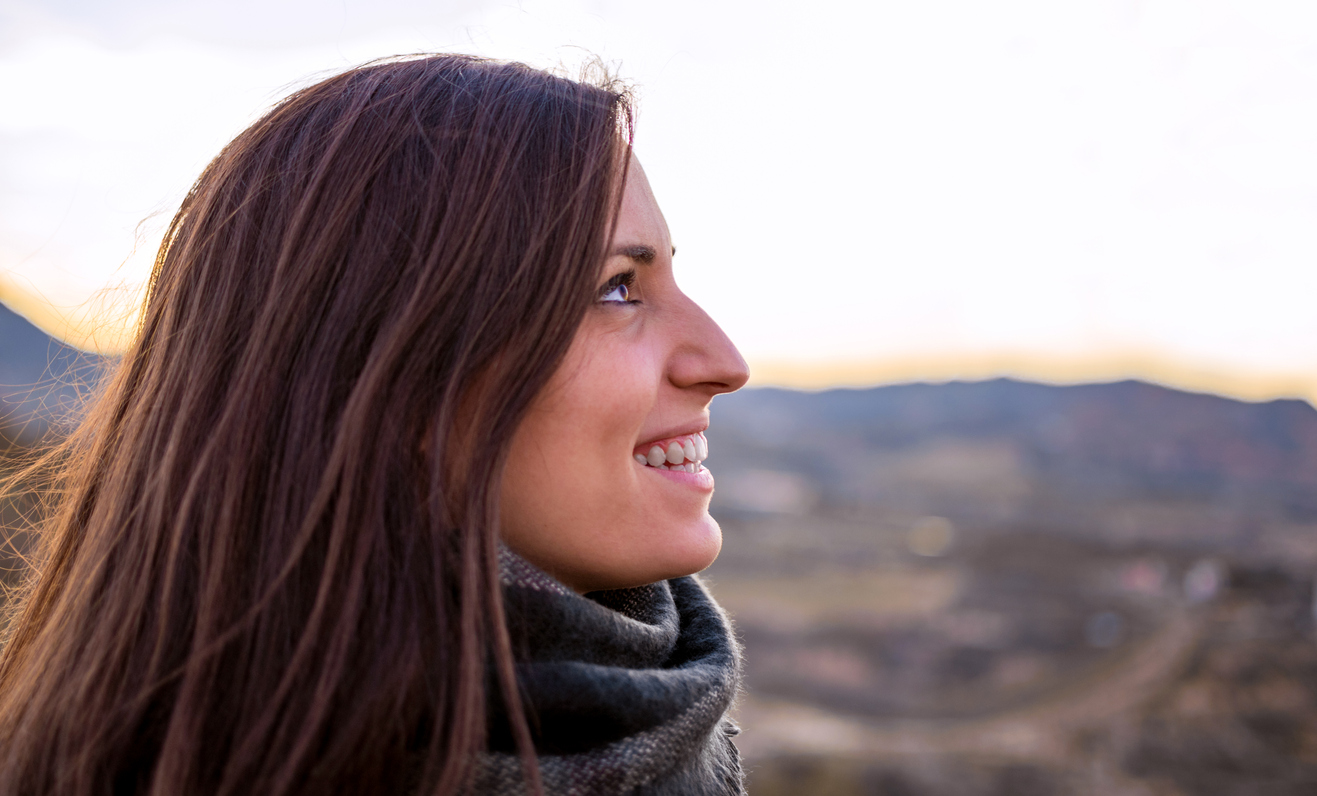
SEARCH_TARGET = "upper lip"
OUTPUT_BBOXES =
[635,420,708,449]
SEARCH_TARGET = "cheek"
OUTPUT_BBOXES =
[558,329,663,448]
[499,328,720,590]
[539,338,659,458]
[549,343,657,513]
[499,338,661,561]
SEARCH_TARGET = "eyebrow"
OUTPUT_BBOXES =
[608,244,676,264]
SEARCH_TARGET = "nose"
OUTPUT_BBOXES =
[666,293,750,398]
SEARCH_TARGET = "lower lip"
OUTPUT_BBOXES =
[640,464,715,491]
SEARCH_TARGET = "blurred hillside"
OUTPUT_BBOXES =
[0,301,106,602]
[0,301,103,446]
[704,382,1317,795]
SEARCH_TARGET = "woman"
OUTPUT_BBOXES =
[0,55,749,795]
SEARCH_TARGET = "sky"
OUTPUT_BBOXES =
[2,0,1316,401]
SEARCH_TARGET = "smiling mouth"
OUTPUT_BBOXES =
[633,432,708,473]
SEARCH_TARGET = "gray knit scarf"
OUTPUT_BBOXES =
[468,548,745,796]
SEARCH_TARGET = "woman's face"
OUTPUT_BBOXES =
[499,156,750,593]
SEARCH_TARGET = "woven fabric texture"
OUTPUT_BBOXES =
[471,549,745,796]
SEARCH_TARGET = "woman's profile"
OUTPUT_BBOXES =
[0,54,749,795]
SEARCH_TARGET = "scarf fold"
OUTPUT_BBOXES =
[470,548,745,796]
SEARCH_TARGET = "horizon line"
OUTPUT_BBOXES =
[747,354,1317,407]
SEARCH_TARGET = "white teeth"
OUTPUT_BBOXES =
[640,435,710,469]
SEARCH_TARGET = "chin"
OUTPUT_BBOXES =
[642,514,723,586]
[521,511,725,593]
[687,514,724,572]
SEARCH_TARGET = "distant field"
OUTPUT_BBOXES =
[704,381,1317,794]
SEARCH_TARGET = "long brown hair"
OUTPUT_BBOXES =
[0,54,632,795]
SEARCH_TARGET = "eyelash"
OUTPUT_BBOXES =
[598,270,640,304]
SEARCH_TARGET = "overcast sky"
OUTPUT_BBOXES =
[2,0,1316,399]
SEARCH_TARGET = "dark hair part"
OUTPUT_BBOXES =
[0,54,632,795]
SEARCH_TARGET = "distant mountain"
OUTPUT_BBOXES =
[707,380,1317,550]
[712,379,1317,486]
[0,302,105,443]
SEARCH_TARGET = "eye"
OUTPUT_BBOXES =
[598,271,639,305]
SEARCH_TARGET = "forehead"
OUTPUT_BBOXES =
[613,155,671,249]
